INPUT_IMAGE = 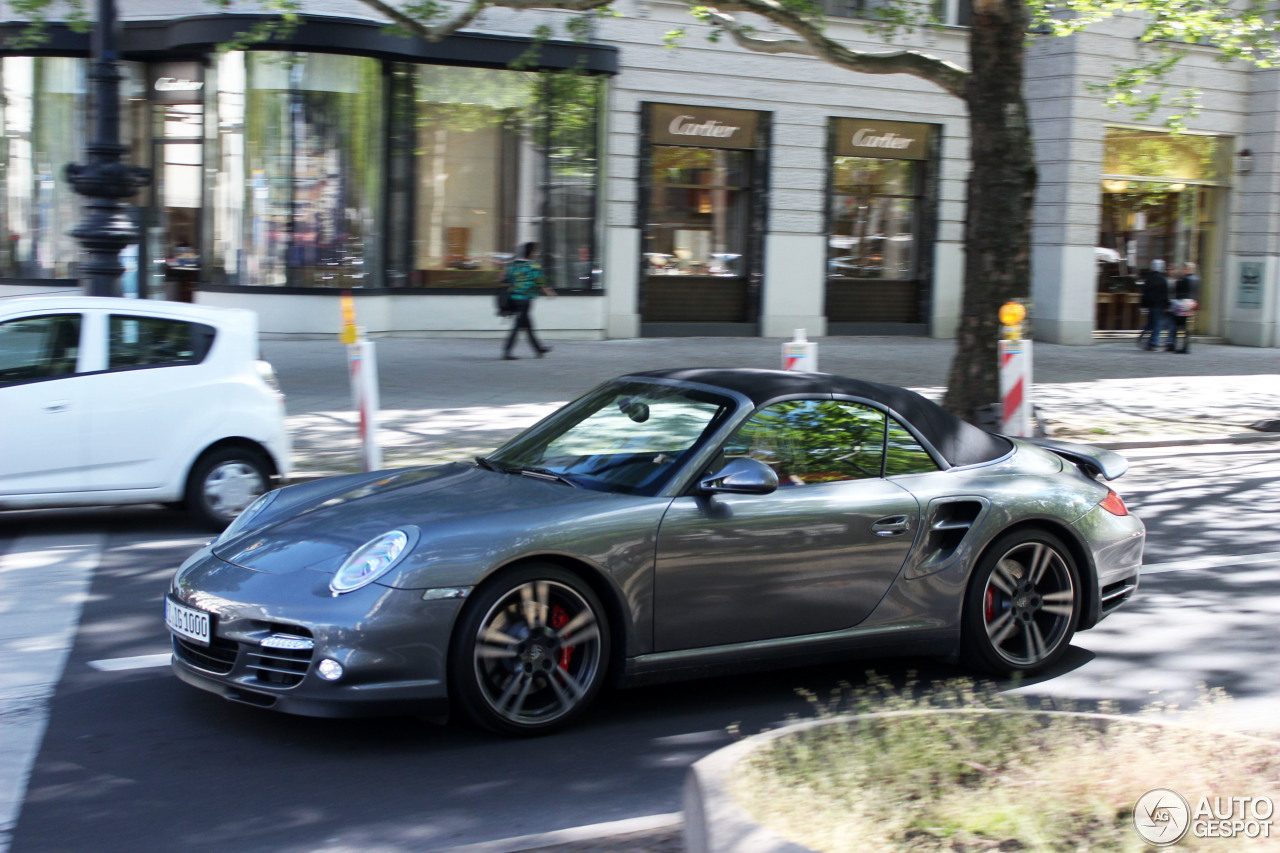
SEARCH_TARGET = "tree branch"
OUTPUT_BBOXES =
[705,0,968,97]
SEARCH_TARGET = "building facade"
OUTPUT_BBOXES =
[1,0,1277,348]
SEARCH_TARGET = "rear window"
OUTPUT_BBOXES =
[108,315,216,370]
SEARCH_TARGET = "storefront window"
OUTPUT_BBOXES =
[212,51,383,288]
[0,57,86,279]
[647,147,749,277]
[829,157,917,281]
[1095,128,1227,332]
[826,118,934,328]
[385,66,602,290]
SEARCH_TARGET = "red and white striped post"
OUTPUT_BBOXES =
[997,301,1032,436]
[340,291,383,472]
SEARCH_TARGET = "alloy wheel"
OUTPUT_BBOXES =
[471,579,604,728]
[981,540,1076,668]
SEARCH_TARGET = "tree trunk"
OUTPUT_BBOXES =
[943,0,1037,425]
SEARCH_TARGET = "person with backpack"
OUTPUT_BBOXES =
[1167,262,1200,354]
[502,242,555,360]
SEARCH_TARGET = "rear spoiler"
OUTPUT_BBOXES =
[1023,438,1128,481]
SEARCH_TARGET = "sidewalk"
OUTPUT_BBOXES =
[260,334,1280,476]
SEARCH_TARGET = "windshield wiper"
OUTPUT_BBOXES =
[475,456,502,472]
[511,465,582,488]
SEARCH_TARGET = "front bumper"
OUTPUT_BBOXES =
[168,553,462,718]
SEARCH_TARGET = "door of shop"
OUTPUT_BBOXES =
[640,103,767,336]
[145,63,205,302]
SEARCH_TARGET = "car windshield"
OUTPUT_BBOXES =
[486,381,735,496]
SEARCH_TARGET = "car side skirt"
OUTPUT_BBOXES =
[619,623,957,687]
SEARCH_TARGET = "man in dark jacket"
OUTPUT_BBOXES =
[1138,259,1170,350]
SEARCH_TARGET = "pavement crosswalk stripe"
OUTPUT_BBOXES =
[0,534,104,853]
[1141,550,1280,575]
[88,653,171,672]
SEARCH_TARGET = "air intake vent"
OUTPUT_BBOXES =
[246,633,315,687]
[174,635,237,674]
[924,500,984,564]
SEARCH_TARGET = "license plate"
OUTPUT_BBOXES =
[165,598,211,646]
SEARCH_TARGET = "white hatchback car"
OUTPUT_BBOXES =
[0,296,291,528]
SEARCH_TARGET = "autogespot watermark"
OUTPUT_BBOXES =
[1134,788,1274,846]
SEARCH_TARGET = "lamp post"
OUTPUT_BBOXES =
[65,0,150,297]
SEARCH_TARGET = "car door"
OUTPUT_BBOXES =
[82,312,217,490]
[653,398,926,652]
[0,311,89,495]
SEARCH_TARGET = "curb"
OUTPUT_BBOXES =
[435,813,683,853]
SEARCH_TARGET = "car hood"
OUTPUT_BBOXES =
[212,463,610,575]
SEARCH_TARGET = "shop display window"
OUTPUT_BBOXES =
[646,147,749,278]
[0,57,87,280]
[828,156,918,281]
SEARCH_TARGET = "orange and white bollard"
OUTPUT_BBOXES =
[997,301,1032,437]
[340,291,383,472]
[782,329,818,372]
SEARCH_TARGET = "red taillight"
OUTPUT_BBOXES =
[1100,488,1128,516]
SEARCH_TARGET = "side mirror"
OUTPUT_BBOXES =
[698,457,778,496]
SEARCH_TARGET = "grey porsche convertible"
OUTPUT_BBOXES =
[166,368,1144,734]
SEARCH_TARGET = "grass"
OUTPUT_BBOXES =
[731,677,1280,852]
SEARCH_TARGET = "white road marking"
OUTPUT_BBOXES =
[0,534,103,853]
[1142,550,1280,575]
[88,653,171,672]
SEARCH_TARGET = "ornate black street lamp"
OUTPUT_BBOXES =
[65,0,150,297]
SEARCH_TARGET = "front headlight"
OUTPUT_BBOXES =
[215,490,280,544]
[331,530,411,594]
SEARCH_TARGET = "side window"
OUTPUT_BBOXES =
[0,313,82,386]
[885,417,940,475]
[108,315,215,370]
[722,399,886,485]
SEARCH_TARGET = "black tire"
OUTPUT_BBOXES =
[961,529,1081,676]
[449,563,610,736]
[186,447,270,530]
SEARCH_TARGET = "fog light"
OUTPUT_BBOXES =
[317,659,344,681]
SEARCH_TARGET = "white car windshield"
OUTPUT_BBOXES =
[486,381,735,495]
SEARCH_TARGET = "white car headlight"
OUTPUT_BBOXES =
[215,490,279,544]
[331,530,411,594]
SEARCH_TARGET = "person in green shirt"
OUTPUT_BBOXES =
[502,242,556,360]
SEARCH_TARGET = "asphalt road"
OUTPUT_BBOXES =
[4,442,1280,853]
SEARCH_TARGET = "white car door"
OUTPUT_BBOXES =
[0,311,89,495]
[82,312,218,491]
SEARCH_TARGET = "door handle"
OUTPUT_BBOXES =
[871,515,911,536]
[44,401,71,413]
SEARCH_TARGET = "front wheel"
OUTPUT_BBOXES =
[186,447,270,530]
[961,530,1080,676]
[450,564,610,736]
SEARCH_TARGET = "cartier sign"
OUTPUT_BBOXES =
[650,103,759,149]
[150,61,205,105]
[834,118,933,160]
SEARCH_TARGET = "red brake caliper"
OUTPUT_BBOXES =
[984,586,995,623]
[549,605,572,670]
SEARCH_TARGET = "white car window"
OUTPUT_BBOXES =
[108,314,216,370]
[0,313,82,386]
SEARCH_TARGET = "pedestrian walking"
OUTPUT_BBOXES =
[501,242,555,360]
[1137,259,1170,350]
[1167,262,1200,354]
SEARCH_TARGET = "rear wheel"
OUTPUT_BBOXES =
[450,564,609,735]
[961,530,1080,676]
[186,447,270,530]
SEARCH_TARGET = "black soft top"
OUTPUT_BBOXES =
[628,367,1012,469]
